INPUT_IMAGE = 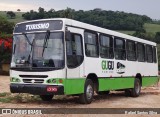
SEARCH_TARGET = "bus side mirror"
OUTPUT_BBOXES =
[65,30,71,41]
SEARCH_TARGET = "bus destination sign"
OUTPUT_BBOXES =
[14,20,63,33]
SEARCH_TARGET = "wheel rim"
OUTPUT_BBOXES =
[86,84,93,99]
[135,81,140,94]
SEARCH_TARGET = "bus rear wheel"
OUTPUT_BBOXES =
[79,79,94,104]
[131,78,141,97]
[40,95,54,101]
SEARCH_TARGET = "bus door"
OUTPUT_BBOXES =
[66,27,84,78]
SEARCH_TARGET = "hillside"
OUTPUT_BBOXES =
[0,11,26,23]
[117,23,160,35]
[1,11,160,36]
[0,11,160,34]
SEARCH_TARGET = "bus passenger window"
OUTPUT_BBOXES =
[146,45,153,63]
[137,43,145,62]
[66,33,84,68]
[153,46,157,63]
[114,38,126,60]
[100,35,114,59]
[84,31,98,57]
[126,41,136,61]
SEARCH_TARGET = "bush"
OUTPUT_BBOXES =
[0,33,12,64]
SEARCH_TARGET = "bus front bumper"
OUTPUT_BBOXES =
[10,84,64,95]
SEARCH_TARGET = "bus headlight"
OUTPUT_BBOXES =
[47,79,56,84]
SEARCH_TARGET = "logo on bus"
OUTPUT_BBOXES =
[116,62,125,74]
[26,23,50,30]
[101,60,114,71]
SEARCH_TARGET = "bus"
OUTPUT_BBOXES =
[10,18,159,104]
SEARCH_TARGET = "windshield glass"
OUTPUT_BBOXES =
[11,32,64,69]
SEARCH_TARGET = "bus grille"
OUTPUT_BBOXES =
[23,79,44,84]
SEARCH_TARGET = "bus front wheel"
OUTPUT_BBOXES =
[79,79,94,104]
[40,95,54,101]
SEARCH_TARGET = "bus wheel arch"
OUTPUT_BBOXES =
[86,73,99,92]
[136,73,142,86]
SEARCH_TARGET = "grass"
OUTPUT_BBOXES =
[0,11,26,23]
[0,92,68,103]
[0,92,41,103]
[144,23,160,34]
[0,92,10,97]
[115,23,160,35]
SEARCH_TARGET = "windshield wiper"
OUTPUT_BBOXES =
[42,30,50,56]
[22,33,32,46]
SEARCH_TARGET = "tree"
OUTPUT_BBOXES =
[61,8,74,18]
[6,11,16,19]
[17,9,21,12]
[22,7,152,31]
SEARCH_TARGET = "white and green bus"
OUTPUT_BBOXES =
[10,18,159,104]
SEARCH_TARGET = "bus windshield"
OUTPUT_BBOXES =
[11,32,64,69]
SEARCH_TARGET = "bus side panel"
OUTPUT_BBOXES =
[142,77,159,87]
[64,78,85,95]
[98,77,134,91]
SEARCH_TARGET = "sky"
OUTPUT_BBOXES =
[0,0,160,19]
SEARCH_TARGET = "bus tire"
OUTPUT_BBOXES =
[97,91,110,95]
[131,78,141,97]
[40,95,54,101]
[79,79,94,104]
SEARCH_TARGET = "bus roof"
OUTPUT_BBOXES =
[16,18,156,46]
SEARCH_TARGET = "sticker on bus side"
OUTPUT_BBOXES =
[116,62,125,74]
[101,60,125,74]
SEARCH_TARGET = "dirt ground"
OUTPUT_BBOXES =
[0,76,160,117]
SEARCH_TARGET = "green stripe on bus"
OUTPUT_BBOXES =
[98,76,159,91]
[98,77,135,91]
[10,76,158,95]
[142,76,159,87]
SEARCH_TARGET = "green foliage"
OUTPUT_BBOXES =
[154,32,160,43]
[0,16,14,34]
[6,11,16,19]
[132,29,155,41]
[0,11,26,23]
[0,92,10,97]
[22,7,152,31]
